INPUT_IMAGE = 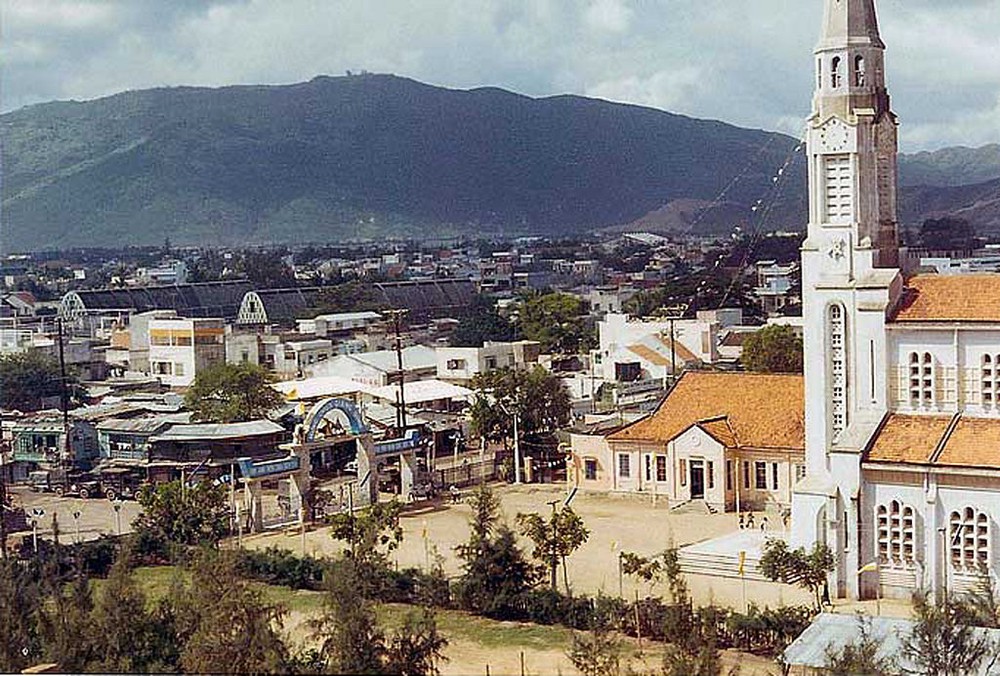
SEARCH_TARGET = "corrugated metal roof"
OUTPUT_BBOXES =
[784,612,1000,674]
[150,419,285,441]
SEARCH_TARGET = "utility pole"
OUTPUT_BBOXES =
[56,317,72,470]
[383,309,409,430]
[547,499,559,590]
[662,304,689,387]
[0,441,8,560]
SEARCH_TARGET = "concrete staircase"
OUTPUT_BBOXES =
[676,530,781,582]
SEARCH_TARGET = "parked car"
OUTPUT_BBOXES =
[97,467,146,501]
[27,469,95,497]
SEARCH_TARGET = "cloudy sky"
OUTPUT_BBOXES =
[3,0,998,151]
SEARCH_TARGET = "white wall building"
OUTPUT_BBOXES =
[436,341,541,385]
[788,0,1000,603]
[147,317,225,387]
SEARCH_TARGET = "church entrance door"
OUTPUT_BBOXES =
[690,460,705,499]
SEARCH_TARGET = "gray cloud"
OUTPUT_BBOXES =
[2,0,997,151]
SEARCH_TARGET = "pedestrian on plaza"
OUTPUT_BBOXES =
[738,512,745,530]
[761,516,769,532]
[746,511,755,529]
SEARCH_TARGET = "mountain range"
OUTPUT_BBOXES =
[2,74,998,251]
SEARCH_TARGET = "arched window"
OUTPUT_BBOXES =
[854,55,866,87]
[908,352,935,407]
[831,57,843,89]
[982,354,1000,407]
[877,500,916,566]
[829,304,848,437]
[950,508,990,570]
[817,59,823,90]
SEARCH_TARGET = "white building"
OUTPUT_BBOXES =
[754,260,798,315]
[308,345,438,386]
[147,317,225,387]
[787,0,1000,603]
[435,341,541,385]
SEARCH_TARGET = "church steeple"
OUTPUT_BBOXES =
[818,0,884,51]
[813,0,890,119]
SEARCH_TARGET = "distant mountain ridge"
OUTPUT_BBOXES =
[1,74,997,251]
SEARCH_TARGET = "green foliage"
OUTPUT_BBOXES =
[328,500,405,596]
[903,591,996,676]
[313,557,448,676]
[172,550,291,675]
[469,366,571,446]
[89,550,179,673]
[567,625,625,676]
[824,616,898,676]
[133,480,231,551]
[0,351,84,412]
[0,560,43,672]
[310,279,389,315]
[918,217,979,251]
[741,324,803,373]
[184,361,285,423]
[450,294,514,347]
[454,484,542,617]
[38,572,96,672]
[384,607,450,676]
[237,546,327,591]
[516,506,590,592]
[235,249,297,289]
[758,539,833,611]
[518,292,594,354]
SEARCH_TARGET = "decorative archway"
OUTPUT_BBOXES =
[303,397,369,441]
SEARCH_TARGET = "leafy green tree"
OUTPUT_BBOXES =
[469,366,571,448]
[384,607,449,676]
[328,500,404,596]
[236,250,297,289]
[567,625,625,676]
[311,280,388,315]
[38,572,96,672]
[450,294,513,347]
[133,480,230,550]
[172,550,291,674]
[0,351,84,412]
[313,558,386,674]
[759,539,834,611]
[741,325,803,373]
[0,560,43,672]
[516,506,590,593]
[918,217,979,251]
[903,592,996,676]
[454,485,541,617]
[184,362,285,423]
[90,550,179,673]
[518,292,594,354]
[824,616,898,676]
[313,557,448,676]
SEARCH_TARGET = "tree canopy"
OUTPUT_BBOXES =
[918,217,979,252]
[450,294,513,347]
[469,366,571,446]
[518,292,594,355]
[0,351,84,412]
[741,324,803,374]
[133,480,231,551]
[184,362,285,423]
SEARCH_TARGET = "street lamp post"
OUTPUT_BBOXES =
[73,510,82,544]
[30,508,44,555]
[112,500,123,537]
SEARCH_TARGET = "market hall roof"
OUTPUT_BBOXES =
[236,278,477,325]
[608,371,804,450]
[61,280,252,320]
[891,274,1000,323]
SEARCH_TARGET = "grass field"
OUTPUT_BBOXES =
[113,566,778,675]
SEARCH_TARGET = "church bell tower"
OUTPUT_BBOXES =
[791,0,902,600]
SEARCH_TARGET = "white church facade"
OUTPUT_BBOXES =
[789,0,1000,601]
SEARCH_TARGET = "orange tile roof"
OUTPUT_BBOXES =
[937,417,1000,468]
[626,344,672,367]
[609,371,803,449]
[892,274,1000,323]
[865,414,952,464]
[698,417,739,448]
[654,335,699,363]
